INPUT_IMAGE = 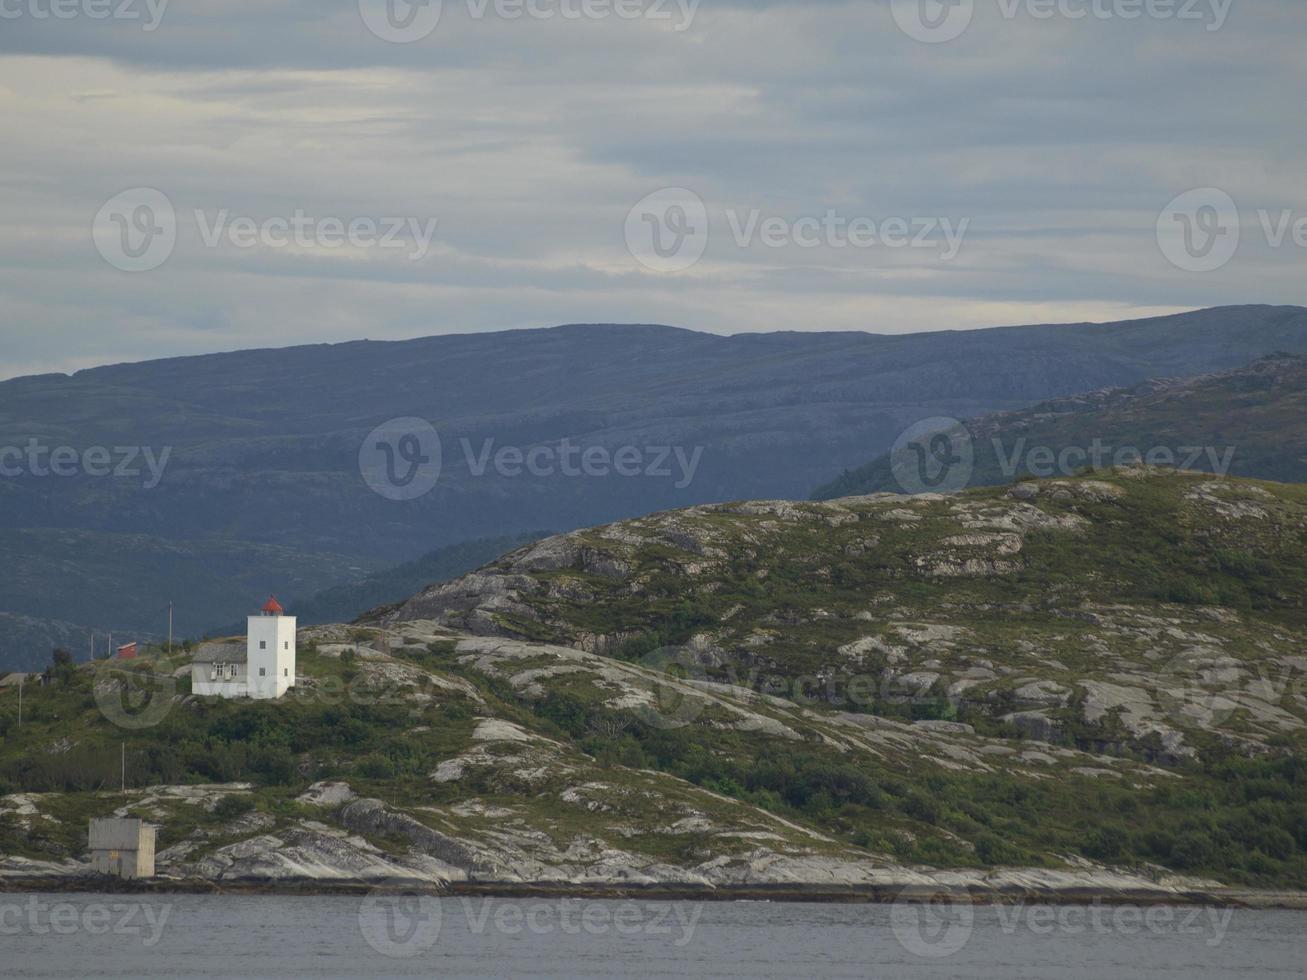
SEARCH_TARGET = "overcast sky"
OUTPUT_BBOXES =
[0,0,1303,379]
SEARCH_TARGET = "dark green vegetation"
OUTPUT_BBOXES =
[814,352,1307,500]
[403,472,1307,681]
[531,686,1307,882]
[3,584,1306,887]
[3,305,1306,670]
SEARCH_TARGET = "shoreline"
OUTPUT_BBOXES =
[3,876,1306,909]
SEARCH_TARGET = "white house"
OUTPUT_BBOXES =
[192,597,297,700]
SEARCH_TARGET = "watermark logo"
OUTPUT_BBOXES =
[93,191,441,272]
[625,187,710,273]
[891,893,1233,959]
[0,0,170,30]
[1157,651,1240,728]
[891,891,975,958]
[93,188,177,273]
[93,660,178,730]
[1154,648,1307,731]
[360,893,701,953]
[359,419,705,500]
[891,0,975,43]
[1159,188,1307,272]
[634,645,709,729]
[891,0,1231,41]
[359,0,444,43]
[359,418,444,502]
[1157,187,1240,273]
[359,885,443,958]
[890,417,975,495]
[626,189,969,272]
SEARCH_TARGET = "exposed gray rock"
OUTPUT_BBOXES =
[297,781,357,809]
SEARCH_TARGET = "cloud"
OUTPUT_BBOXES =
[0,0,1303,377]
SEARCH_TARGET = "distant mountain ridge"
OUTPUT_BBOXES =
[812,352,1307,499]
[1,304,1306,669]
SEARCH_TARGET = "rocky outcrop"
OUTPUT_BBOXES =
[337,799,491,878]
[172,822,456,884]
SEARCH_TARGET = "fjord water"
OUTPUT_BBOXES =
[2,894,1301,979]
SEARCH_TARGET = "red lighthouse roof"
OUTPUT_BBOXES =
[261,596,285,615]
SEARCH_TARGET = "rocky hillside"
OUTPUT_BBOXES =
[813,353,1307,499]
[3,305,1306,670]
[2,468,1303,897]
[378,467,1307,764]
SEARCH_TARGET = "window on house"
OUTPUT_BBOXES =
[259,641,266,650]
[283,668,288,677]
[284,642,289,650]
[259,667,266,676]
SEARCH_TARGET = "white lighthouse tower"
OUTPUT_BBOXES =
[247,596,296,699]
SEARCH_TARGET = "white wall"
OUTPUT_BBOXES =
[191,665,248,699]
[247,614,296,699]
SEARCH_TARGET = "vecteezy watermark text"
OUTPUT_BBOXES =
[0,440,171,488]
[0,898,172,947]
[890,0,1232,44]
[625,188,969,273]
[359,891,702,958]
[0,0,170,30]
[93,189,440,273]
[463,438,703,488]
[360,417,704,500]
[358,0,700,44]
[992,438,1235,480]
[194,210,438,261]
[891,892,1233,959]
[884,416,1238,495]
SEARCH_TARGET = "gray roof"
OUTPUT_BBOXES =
[192,642,247,664]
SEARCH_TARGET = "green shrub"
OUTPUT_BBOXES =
[214,795,255,819]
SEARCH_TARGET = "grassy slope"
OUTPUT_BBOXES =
[374,469,1307,883]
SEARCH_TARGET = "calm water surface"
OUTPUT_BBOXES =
[1,892,1301,979]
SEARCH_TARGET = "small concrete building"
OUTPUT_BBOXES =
[89,817,156,879]
[191,596,297,700]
